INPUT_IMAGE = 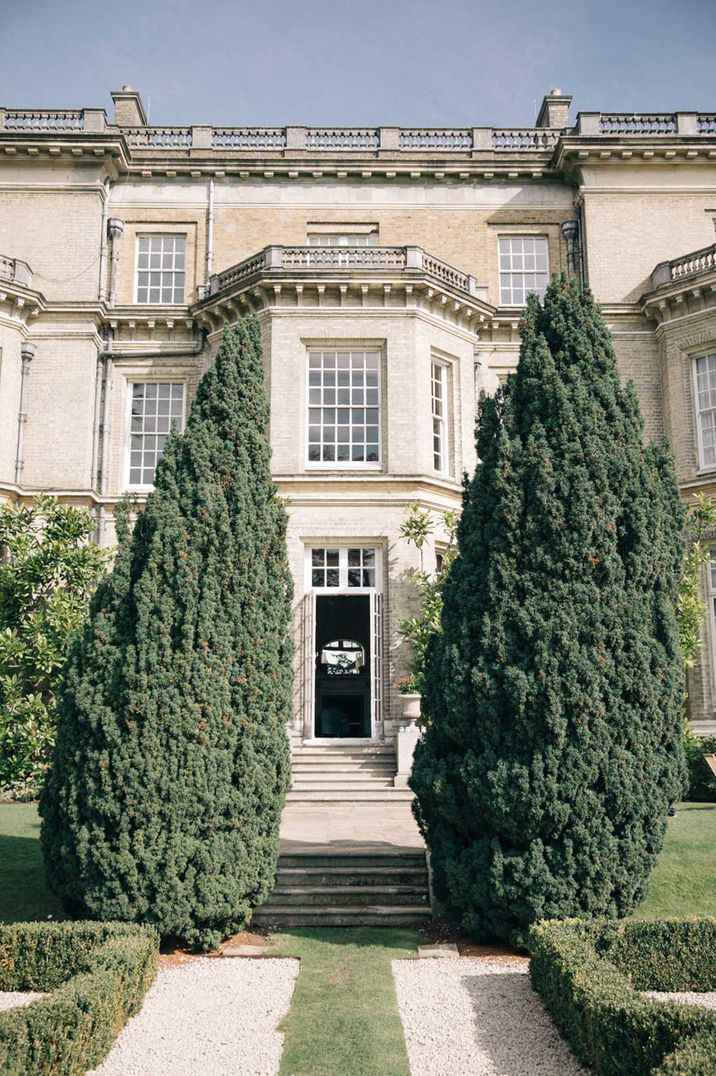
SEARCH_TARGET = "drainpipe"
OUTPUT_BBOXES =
[98,178,111,301]
[97,504,107,547]
[15,341,35,485]
[205,177,215,287]
[561,219,580,279]
[107,218,124,306]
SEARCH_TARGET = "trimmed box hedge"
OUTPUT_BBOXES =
[0,920,158,1075]
[529,917,716,1075]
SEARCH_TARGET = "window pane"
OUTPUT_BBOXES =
[499,236,549,305]
[307,350,381,466]
[127,382,185,487]
[135,235,187,304]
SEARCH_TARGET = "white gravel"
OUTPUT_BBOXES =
[0,991,44,1012]
[393,957,587,1076]
[89,957,299,1076]
[645,990,716,1011]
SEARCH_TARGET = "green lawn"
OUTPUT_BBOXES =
[271,928,417,1076]
[0,801,64,923]
[637,801,716,918]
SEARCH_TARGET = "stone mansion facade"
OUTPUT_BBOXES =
[1,87,716,744]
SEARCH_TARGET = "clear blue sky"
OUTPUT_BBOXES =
[2,0,714,127]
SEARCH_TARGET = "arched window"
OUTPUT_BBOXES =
[320,639,365,676]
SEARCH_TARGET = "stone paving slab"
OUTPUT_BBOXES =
[278,801,425,853]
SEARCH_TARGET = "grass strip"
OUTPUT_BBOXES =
[0,802,64,923]
[636,802,716,919]
[271,927,419,1076]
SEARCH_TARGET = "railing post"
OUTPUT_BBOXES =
[577,113,601,136]
[0,109,6,131]
[265,245,284,269]
[405,247,422,269]
[192,126,212,150]
[285,127,306,150]
[676,112,698,136]
[651,261,673,289]
[379,127,400,152]
[83,109,106,132]
[472,128,492,151]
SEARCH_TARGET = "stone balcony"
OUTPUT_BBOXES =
[643,243,716,325]
[194,245,493,335]
[0,254,33,289]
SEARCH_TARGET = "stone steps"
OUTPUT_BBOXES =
[286,789,414,803]
[253,906,432,927]
[291,779,396,791]
[254,848,432,927]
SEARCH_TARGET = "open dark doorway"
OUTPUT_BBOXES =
[314,594,371,737]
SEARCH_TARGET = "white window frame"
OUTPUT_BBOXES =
[431,358,450,475]
[304,545,383,594]
[708,553,716,690]
[134,234,187,305]
[124,380,186,491]
[498,235,549,307]
[307,231,379,247]
[693,353,716,472]
[306,349,382,470]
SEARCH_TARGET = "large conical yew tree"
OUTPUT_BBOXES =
[410,276,685,947]
[40,319,292,949]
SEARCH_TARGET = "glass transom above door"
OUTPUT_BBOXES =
[307,547,379,591]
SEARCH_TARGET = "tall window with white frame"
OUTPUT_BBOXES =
[498,236,549,306]
[307,350,381,466]
[709,553,716,687]
[431,359,449,474]
[695,354,716,469]
[128,382,185,488]
[136,235,186,304]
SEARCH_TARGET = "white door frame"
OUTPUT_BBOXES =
[302,544,384,743]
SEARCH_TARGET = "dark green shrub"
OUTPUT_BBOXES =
[40,319,293,950]
[0,921,157,1075]
[411,277,685,947]
[529,918,716,1076]
[684,727,716,802]
[604,918,716,993]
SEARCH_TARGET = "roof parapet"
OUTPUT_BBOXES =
[536,88,572,129]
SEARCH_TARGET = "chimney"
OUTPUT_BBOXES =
[110,85,148,126]
[536,88,572,129]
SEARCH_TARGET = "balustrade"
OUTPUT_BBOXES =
[399,129,473,150]
[5,110,84,130]
[599,113,677,135]
[211,127,286,149]
[669,244,716,281]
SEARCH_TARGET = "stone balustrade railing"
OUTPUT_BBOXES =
[650,243,716,290]
[205,245,487,300]
[399,129,473,150]
[2,111,715,150]
[123,126,192,147]
[0,254,33,287]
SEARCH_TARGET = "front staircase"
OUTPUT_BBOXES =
[253,741,432,927]
[287,741,413,803]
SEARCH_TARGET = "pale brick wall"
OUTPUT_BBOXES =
[0,324,23,485]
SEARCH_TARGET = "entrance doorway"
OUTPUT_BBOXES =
[314,595,371,737]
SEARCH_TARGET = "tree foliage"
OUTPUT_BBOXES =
[0,496,107,796]
[410,277,685,947]
[40,319,293,950]
[397,503,458,694]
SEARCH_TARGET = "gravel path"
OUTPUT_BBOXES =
[0,991,44,1012]
[393,957,586,1076]
[89,957,299,1076]
[645,990,716,1011]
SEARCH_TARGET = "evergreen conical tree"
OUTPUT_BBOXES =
[410,276,685,947]
[40,319,292,949]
